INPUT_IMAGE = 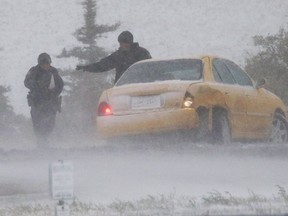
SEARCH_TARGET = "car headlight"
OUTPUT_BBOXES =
[183,97,193,108]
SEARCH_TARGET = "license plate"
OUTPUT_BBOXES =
[131,95,161,109]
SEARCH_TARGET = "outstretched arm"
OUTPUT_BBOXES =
[76,52,117,72]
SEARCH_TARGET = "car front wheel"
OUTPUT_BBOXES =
[269,113,288,144]
[213,112,231,145]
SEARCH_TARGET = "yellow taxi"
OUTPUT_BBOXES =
[96,56,288,144]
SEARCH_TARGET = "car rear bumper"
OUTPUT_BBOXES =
[96,108,198,138]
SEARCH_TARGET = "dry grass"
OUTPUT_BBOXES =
[0,187,288,216]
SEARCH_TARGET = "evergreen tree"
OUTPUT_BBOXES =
[58,0,120,63]
[0,86,13,129]
[0,49,33,146]
[0,86,33,145]
[245,27,288,104]
[56,0,120,143]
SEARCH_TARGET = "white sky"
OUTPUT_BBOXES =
[0,0,288,116]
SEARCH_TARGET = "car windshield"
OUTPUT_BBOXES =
[116,59,203,86]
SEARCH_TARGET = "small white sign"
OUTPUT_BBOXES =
[50,161,74,200]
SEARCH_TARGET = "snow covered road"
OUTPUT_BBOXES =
[0,141,288,204]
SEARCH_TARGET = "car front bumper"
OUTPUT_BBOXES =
[96,108,198,138]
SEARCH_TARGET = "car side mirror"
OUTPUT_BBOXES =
[255,78,266,89]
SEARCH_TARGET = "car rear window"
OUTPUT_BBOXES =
[116,59,203,86]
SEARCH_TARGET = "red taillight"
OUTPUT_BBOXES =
[98,102,113,116]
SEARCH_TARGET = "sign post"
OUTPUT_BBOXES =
[50,161,74,216]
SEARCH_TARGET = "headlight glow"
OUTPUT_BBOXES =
[183,97,193,108]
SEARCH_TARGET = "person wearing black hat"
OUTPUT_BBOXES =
[24,53,64,147]
[76,31,152,83]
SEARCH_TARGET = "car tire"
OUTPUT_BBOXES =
[269,113,288,144]
[213,112,231,145]
[195,109,211,142]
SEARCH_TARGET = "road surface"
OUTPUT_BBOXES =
[0,140,288,205]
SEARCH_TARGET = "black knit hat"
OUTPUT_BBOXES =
[118,31,134,44]
[38,53,51,65]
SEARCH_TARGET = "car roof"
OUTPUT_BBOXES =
[134,55,220,64]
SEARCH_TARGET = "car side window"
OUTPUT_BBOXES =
[212,59,236,84]
[224,60,253,86]
[212,64,222,82]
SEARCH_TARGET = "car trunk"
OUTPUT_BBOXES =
[104,81,199,115]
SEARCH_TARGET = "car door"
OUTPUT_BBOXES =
[223,60,270,139]
[212,59,248,138]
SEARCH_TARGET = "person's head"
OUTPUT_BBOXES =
[38,53,51,71]
[118,31,134,51]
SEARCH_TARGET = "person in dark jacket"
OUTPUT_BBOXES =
[24,53,64,147]
[76,31,152,83]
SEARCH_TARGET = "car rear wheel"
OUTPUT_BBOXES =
[213,112,231,145]
[269,113,288,144]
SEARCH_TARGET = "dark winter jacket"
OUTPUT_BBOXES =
[24,65,64,106]
[82,42,152,83]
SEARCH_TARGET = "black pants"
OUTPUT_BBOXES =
[31,102,57,145]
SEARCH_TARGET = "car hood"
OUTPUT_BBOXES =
[103,80,202,115]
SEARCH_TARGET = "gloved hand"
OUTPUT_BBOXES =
[76,65,86,71]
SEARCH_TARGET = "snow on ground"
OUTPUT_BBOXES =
[0,141,288,214]
[1,0,288,116]
[1,141,288,203]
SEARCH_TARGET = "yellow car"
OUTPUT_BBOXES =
[96,56,288,144]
